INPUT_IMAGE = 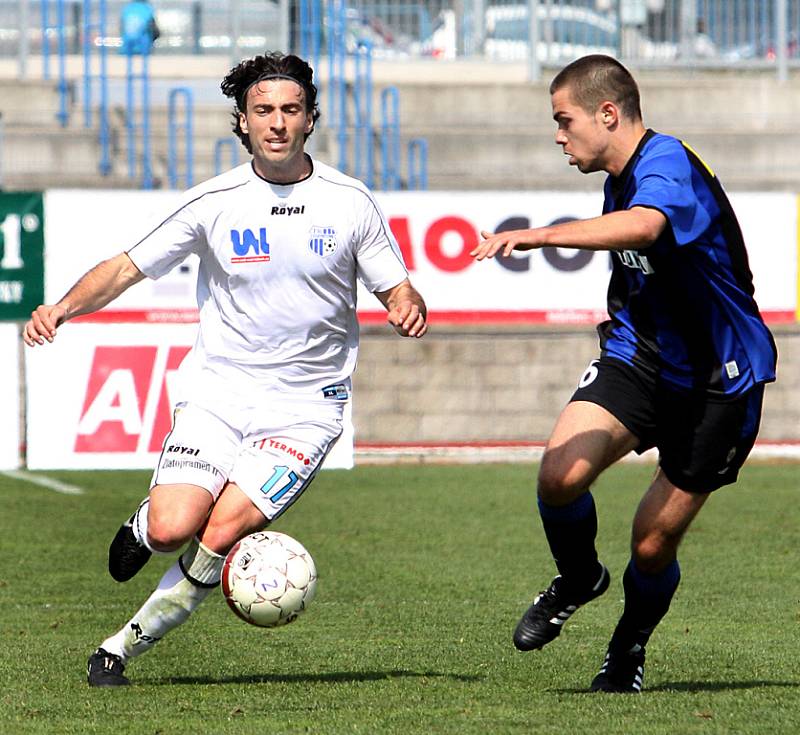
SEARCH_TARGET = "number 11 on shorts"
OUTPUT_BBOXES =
[260,465,299,502]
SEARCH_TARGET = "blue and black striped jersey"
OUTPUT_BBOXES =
[598,130,777,397]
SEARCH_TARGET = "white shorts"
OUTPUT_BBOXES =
[150,396,344,522]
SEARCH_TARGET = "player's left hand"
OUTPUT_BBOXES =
[387,301,427,338]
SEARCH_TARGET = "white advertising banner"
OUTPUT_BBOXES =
[0,323,21,469]
[44,190,195,314]
[376,190,797,321]
[25,324,354,471]
[43,189,797,324]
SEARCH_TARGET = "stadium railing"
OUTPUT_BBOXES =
[380,86,401,192]
[213,137,239,177]
[167,86,194,189]
[81,0,111,175]
[16,1,799,192]
[125,44,153,188]
[407,137,428,191]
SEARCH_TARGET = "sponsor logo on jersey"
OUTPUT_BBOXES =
[166,444,200,456]
[271,205,305,216]
[252,436,313,466]
[309,226,337,257]
[322,383,349,400]
[230,227,271,263]
[161,457,222,476]
[617,250,655,274]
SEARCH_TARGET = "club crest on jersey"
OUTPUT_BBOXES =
[309,226,337,257]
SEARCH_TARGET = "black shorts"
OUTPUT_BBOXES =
[569,356,765,493]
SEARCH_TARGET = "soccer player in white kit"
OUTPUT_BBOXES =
[23,52,428,687]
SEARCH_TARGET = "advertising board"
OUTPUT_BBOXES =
[25,323,354,470]
[42,190,798,324]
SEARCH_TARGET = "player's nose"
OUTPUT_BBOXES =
[270,111,286,130]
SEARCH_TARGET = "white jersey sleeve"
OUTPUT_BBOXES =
[353,189,408,293]
[125,194,205,279]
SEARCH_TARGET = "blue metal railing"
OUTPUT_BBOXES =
[299,0,323,73]
[125,48,154,189]
[33,1,428,191]
[380,86,401,191]
[168,87,194,189]
[82,0,111,175]
[41,0,53,80]
[54,0,69,128]
[37,1,69,122]
[326,0,348,173]
[352,39,374,188]
[407,138,428,191]
[214,138,240,176]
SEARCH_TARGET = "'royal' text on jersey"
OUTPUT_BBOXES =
[271,205,305,216]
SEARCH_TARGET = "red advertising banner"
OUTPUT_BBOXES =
[25,324,354,470]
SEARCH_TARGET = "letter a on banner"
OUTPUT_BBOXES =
[75,346,158,452]
[148,345,191,451]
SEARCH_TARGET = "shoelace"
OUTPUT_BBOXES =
[527,583,563,619]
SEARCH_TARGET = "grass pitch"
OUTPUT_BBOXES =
[1,462,799,734]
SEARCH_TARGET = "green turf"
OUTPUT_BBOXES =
[1,462,799,734]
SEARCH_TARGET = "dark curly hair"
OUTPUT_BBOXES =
[220,52,321,153]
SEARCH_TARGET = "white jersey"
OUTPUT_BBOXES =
[127,158,408,397]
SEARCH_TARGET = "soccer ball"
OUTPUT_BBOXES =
[222,531,317,628]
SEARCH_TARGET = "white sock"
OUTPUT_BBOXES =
[100,538,224,661]
[131,498,155,553]
[130,497,174,555]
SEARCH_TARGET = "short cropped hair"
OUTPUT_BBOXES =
[220,52,321,152]
[550,55,642,122]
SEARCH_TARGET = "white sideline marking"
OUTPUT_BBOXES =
[0,470,84,495]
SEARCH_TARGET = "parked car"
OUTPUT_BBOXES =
[485,3,618,62]
[421,3,617,62]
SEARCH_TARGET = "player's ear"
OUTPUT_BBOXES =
[239,111,248,134]
[304,112,314,134]
[598,101,618,128]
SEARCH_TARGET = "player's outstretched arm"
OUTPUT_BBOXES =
[23,252,145,346]
[374,278,428,338]
[471,207,667,260]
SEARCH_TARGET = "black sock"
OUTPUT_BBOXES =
[538,492,601,592]
[610,559,681,651]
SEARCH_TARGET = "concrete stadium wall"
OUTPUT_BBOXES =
[5,62,800,191]
[352,326,800,444]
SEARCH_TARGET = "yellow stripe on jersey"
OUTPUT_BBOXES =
[681,141,716,178]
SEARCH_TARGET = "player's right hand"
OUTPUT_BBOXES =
[471,229,539,261]
[23,304,67,346]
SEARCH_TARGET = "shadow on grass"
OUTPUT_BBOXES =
[648,680,800,693]
[145,669,483,686]
[556,680,799,695]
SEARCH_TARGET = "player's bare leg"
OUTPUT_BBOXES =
[514,402,639,651]
[197,482,270,554]
[108,484,214,582]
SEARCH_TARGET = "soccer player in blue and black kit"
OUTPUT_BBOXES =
[472,55,777,693]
